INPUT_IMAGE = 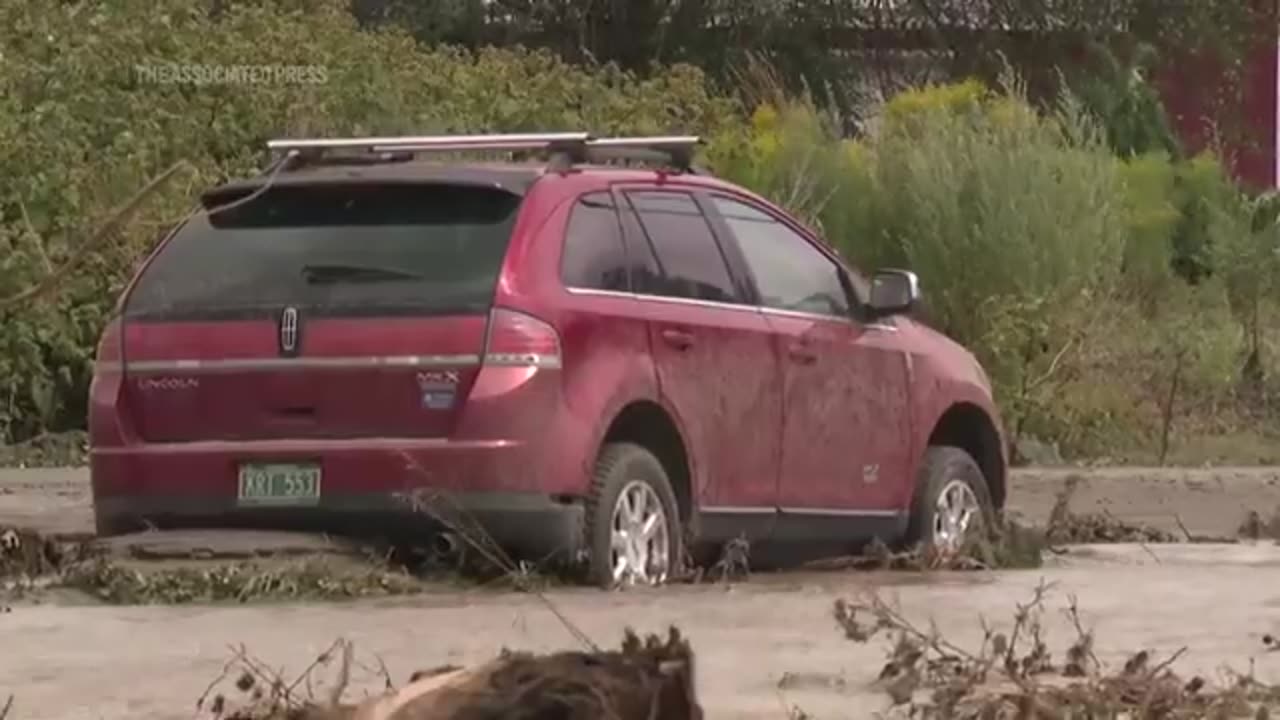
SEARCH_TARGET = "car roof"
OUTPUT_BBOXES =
[204,158,750,202]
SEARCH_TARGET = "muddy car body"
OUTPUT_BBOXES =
[89,133,1006,586]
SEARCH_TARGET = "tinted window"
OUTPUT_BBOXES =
[712,196,852,318]
[560,192,628,291]
[626,191,739,304]
[126,183,521,319]
[617,200,663,295]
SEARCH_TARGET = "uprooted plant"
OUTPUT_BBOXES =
[196,628,703,720]
[833,581,1280,717]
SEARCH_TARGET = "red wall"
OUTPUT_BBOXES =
[1154,9,1278,188]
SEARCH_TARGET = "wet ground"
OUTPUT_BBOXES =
[2,543,1278,720]
[4,466,1280,719]
[7,465,1280,540]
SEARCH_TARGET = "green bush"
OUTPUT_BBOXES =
[0,0,740,442]
[712,80,1129,440]
[710,77,1278,460]
[3,3,1277,465]
[1116,152,1181,314]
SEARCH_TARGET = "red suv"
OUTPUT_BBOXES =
[89,133,1007,587]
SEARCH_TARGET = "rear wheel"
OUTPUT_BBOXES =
[905,446,995,560]
[584,443,682,588]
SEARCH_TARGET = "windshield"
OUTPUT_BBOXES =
[125,182,522,320]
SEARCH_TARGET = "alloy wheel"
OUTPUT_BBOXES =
[609,480,671,586]
[932,478,982,556]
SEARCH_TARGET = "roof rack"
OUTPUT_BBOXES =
[265,132,702,173]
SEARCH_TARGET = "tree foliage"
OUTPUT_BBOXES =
[349,0,1261,118]
[0,0,738,441]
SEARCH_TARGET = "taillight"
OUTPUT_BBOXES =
[89,317,130,446]
[484,308,562,369]
[95,318,124,372]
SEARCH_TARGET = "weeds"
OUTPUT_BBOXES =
[1045,474,1178,544]
[1238,506,1280,541]
[60,556,426,605]
[0,429,88,468]
[0,525,82,580]
[835,582,1280,717]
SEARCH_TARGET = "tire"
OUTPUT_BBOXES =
[583,442,683,589]
[904,446,995,558]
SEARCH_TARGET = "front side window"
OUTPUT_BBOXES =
[712,196,852,318]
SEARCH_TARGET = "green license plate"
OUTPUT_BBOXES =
[237,463,321,506]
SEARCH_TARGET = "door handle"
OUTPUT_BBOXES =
[787,342,818,365]
[660,328,695,350]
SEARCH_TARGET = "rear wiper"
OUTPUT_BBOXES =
[301,264,424,284]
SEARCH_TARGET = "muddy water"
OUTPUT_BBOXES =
[8,465,1280,540]
[4,543,1280,720]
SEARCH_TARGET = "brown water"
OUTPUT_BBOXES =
[4,543,1280,720]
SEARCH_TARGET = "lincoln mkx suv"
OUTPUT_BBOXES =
[89,133,1008,587]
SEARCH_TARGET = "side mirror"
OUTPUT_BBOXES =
[868,269,920,319]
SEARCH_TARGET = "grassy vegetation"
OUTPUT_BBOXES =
[707,76,1280,465]
[3,2,1280,466]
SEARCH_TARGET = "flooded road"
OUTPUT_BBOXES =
[7,464,1280,540]
[4,466,1280,718]
[4,543,1280,720]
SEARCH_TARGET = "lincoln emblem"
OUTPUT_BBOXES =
[279,306,300,355]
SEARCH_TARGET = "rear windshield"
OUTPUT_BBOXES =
[125,183,522,320]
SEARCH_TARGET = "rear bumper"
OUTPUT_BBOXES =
[91,438,586,560]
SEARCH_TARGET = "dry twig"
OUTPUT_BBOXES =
[835,584,1280,718]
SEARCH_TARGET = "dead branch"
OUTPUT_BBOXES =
[285,639,347,701]
[18,200,54,274]
[397,451,598,653]
[0,694,13,720]
[840,583,1280,717]
[0,161,192,311]
[327,639,353,708]
[199,629,700,720]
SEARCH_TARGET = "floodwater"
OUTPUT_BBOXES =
[5,466,1280,718]
[3,543,1280,720]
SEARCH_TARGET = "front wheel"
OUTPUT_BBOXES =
[583,443,683,589]
[904,446,995,560]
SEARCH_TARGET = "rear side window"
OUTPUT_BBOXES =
[625,191,740,304]
[712,196,853,318]
[560,192,628,292]
[125,183,521,319]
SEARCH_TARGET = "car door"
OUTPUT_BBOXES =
[612,186,783,542]
[704,194,913,540]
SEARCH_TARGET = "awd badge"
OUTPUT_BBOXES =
[416,370,460,410]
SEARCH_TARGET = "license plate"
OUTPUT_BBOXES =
[237,463,321,506]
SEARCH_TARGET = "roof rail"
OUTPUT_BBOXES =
[585,136,700,171]
[265,132,702,173]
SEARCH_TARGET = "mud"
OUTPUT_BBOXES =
[4,466,1280,718]
[2,543,1279,720]
[6,466,1280,540]
[1006,466,1280,537]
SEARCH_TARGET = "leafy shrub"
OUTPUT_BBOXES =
[1116,152,1181,314]
[715,78,1129,439]
[0,0,740,442]
[712,77,1279,460]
